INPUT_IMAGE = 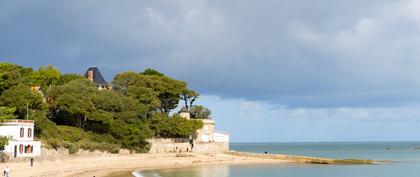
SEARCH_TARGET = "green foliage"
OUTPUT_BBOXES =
[0,107,16,122]
[0,136,9,147]
[149,114,203,138]
[140,68,165,76]
[113,69,194,114]
[0,62,208,153]
[0,84,46,118]
[47,79,153,152]
[180,89,199,110]
[190,105,212,119]
[57,73,84,85]
[0,62,33,94]
[28,65,61,90]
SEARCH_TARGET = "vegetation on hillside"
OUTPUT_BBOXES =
[0,62,210,153]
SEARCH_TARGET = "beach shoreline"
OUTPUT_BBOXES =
[0,152,291,177]
[0,151,377,177]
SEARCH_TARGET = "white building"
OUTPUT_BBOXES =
[195,119,229,143]
[178,109,229,143]
[0,120,41,158]
[214,131,230,143]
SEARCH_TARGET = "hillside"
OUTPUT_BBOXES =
[0,62,210,153]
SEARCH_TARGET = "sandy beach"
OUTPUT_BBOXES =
[0,152,290,177]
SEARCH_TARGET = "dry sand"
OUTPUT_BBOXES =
[0,153,290,177]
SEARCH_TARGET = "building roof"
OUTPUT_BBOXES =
[84,67,109,86]
[2,119,34,126]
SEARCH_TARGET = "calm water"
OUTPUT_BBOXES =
[138,142,420,177]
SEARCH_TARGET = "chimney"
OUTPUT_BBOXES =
[88,70,93,82]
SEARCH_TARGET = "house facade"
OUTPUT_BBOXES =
[178,109,229,143]
[0,120,41,158]
[195,119,229,143]
[84,67,112,90]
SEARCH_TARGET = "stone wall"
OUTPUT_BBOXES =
[147,138,229,154]
[147,138,191,153]
[194,142,229,153]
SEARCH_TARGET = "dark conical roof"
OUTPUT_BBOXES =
[84,67,109,86]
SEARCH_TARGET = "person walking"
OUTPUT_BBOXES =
[3,166,10,177]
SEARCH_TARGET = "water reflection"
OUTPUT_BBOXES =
[141,165,230,177]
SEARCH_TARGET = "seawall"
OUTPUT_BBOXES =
[147,138,229,154]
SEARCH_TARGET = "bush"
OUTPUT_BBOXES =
[66,143,79,154]
[149,114,203,138]
[0,152,9,163]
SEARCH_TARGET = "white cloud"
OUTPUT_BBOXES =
[198,95,420,142]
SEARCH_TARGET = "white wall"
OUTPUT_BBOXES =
[214,132,229,143]
[0,121,40,158]
[4,141,42,158]
[0,124,35,141]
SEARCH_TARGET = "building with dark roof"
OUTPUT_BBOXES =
[84,67,111,90]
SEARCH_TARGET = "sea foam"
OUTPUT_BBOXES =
[132,171,144,177]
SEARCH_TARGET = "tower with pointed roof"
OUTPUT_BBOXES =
[84,67,111,90]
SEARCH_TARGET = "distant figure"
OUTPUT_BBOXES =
[264,151,268,154]
[4,166,10,177]
[189,139,194,152]
[30,158,34,167]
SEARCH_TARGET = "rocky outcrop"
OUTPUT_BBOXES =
[225,151,377,165]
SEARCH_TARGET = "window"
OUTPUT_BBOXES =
[28,128,32,138]
[25,145,31,153]
[20,128,24,138]
[19,144,23,153]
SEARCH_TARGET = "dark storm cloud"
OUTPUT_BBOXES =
[1,0,420,107]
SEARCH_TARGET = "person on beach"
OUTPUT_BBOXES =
[189,139,194,152]
[3,166,10,177]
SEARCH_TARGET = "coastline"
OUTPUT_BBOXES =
[0,151,377,177]
[0,152,291,177]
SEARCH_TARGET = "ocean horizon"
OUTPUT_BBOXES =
[137,141,420,177]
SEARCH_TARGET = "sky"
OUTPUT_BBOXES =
[2,0,420,142]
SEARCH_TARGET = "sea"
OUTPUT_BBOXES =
[135,142,420,177]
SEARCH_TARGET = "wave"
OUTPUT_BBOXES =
[132,170,144,177]
[132,170,161,177]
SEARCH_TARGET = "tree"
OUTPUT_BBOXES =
[29,64,61,90]
[48,80,97,128]
[134,74,188,114]
[113,70,195,114]
[57,73,84,85]
[140,68,164,76]
[0,62,33,94]
[190,105,211,119]
[0,84,46,118]
[112,71,139,95]
[149,114,203,138]
[180,89,199,111]
[125,86,160,113]
[0,107,17,122]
